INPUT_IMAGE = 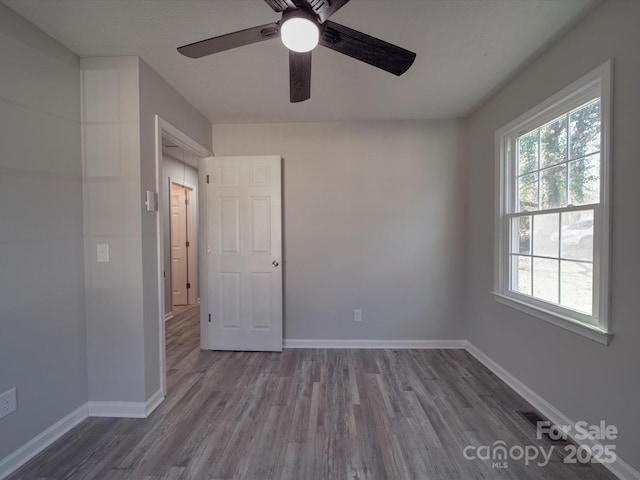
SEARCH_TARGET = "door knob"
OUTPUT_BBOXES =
[272,260,279,267]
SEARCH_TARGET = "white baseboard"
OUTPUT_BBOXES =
[0,390,165,479]
[164,312,174,322]
[465,342,640,480]
[2,346,637,480]
[606,457,640,480]
[0,403,88,480]
[87,401,145,418]
[283,339,467,349]
[88,389,164,419]
[144,389,164,417]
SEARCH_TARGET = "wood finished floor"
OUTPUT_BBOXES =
[9,305,616,480]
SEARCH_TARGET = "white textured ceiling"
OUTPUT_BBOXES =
[4,0,598,123]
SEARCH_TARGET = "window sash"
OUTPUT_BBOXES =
[504,205,600,326]
[505,99,603,324]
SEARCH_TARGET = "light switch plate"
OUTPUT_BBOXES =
[97,243,109,263]
[145,190,158,212]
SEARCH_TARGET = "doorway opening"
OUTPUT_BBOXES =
[155,116,211,397]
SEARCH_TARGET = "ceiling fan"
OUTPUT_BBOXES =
[177,0,416,103]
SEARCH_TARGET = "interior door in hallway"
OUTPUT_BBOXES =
[171,182,191,306]
[203,156,283,352]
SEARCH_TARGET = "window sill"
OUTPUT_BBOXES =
[491,292,612,345]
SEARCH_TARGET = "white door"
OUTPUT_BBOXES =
[171,183,188,306]
[203,156,283,351]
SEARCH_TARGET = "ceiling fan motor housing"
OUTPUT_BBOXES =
[303,0,333,18]
[263,0,296,12]
[281,7,319,26]
[264,0,333,21]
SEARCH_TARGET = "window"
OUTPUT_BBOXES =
[494,61,612,344]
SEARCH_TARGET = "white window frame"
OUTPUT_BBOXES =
[493,60,613,345]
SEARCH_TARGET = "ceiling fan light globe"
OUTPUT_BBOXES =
[281,17,319,53]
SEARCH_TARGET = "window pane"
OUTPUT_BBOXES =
[569,154,600,205]
[518,173,538,212]
[533,213,559,258]
[518,130,538,175]
[561,211,593,262]
[512,256,531,295]
[540,116,567,168]
[533,258,559,304]
[540,165,567,209]
[512,216,531,254]
[569,99,601,160]
[561,261,593,315]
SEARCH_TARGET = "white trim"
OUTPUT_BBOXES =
[87,401,145,418]
[466,342,640,480]
[494,61,611,140]
[283,339,467,349]
[0,391,164,478]
[598,59,614,335]
[0,404,88,480]
[164,312,174,322]
[159,118,212,159]
[169,177,197,191]
[87,389,164,419]
[2,344,637,480]
[494,60,613,339]
[144,389,164,417]
[493,293,611,345]
[155,115,212,398]
[198,157,212,351]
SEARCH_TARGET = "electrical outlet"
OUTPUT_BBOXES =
[0,388,17,420]
[354,309,362,322]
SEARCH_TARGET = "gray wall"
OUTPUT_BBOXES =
[161,154,199,316]
[81,56,145,403]
[213,121,465,341]
[0,3,87,459]
[138,59,212,399]
[3,0,637,473]
[464,0,640,471]
[81,57,212,404]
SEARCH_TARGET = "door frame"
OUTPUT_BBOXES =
[155,115,211,396]
[168,179,198,309]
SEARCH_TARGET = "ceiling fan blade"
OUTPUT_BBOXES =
[319,21,416,76]
[317,0,351,22]
[178,23,280,59]
[289,50,312,103]
[263,0,297,12]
